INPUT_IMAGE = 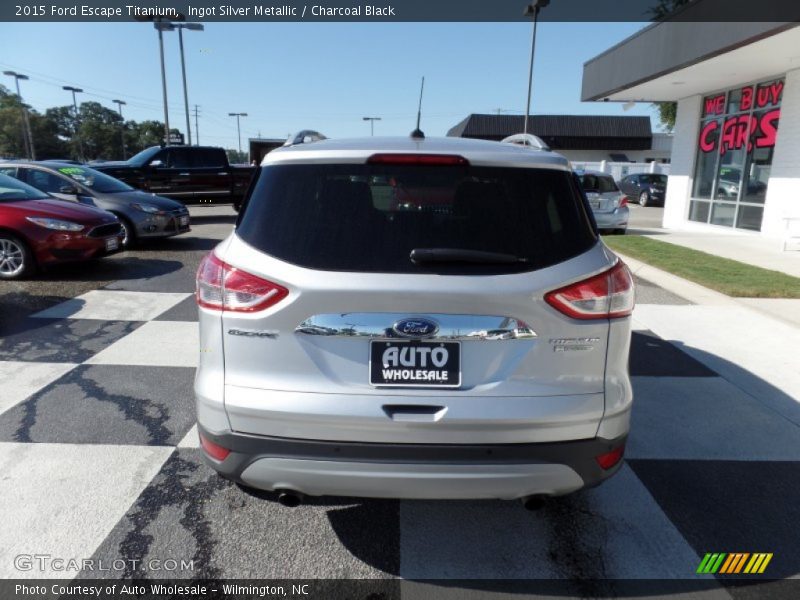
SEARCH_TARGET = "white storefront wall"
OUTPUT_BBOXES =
[664,68,800,238]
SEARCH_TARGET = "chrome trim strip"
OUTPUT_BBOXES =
[295,313,537,341]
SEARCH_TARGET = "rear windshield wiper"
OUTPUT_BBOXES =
[410,248,529,265]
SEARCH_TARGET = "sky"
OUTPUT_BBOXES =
[0,21,657,150]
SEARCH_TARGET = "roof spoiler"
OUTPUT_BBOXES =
[284,130,327,147]
[501,133,550,151]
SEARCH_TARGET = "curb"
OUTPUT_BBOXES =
[613,250,800,330]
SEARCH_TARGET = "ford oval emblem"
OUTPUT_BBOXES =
[392,317,439,339]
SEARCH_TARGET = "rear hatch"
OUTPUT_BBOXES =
[210,158,619,443]
[580,173,623,213]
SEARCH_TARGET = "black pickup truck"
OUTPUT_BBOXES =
[93,146,255,210]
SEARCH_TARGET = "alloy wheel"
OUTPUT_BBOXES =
[0,237,25,277]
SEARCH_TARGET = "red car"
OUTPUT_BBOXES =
[0,173,124,279]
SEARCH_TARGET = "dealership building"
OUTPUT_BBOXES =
[583,21,800,238]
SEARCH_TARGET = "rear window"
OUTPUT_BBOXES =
[580,174,618,193]
[237,164,596,274]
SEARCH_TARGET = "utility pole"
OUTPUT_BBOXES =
[523,0,550,136]
[3,71,35,160]
[174,23,204,145]
[228,112,247,155]
[154,20,173,143]
[62,85,84,159]
[112,99,127,159]
[193,105,200,145]
[362,116,382,136]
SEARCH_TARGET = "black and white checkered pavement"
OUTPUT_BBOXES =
[1,262,799,586]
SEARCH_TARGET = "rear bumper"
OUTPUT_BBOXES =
[198,425,626,500]
[593,208,629,230]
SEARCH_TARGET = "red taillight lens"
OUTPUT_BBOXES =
[595,445,625,470]
[199,432,231,462]
[544,261,635,320]
[196,252,289,313]
[619,196,629,208]
[366,153,469,166]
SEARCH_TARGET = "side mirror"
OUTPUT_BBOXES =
[59,185,79,196]
[149,159,164,168]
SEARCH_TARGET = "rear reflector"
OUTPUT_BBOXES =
[595,445,625,470]
[544,261,635,320]
[366,153,469,166]
[196,252,289,313]
[199,432,231,462]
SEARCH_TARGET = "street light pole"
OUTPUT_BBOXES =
[228,112,247,155]
[523,0,549,136]
[175,23,204,146]
[3,71,35,160]
[112,99,127,159]
[62,85,84,159]
[362,116,382,136]
[154,21,174,144]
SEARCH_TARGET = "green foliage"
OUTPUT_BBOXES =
[603,236,800,298]
[654,101,678,132]
[1,88,242,162]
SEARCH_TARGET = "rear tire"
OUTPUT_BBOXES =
[638,192,650,207]
[0,233,35,280]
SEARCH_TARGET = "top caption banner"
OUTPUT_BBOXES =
[5,0,800,22]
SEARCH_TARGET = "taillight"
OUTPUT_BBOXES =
[199,432,230,462]
[544,261,635,320]
[366,153,469,166]
[619,196,629,208]
[595,444,625,470]
[196,252,289,313]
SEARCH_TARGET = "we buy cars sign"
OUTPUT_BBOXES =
[699,80,783,156]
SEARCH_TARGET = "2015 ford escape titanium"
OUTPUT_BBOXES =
[194,135,634,504]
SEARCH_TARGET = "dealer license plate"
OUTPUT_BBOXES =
[370,340,461,387]
[105,237,119,251]
[179,215,189,226]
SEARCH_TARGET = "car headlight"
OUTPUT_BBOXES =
[26,217,85,232]
[131,203,165,215]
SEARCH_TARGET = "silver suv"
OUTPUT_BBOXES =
[195,135,634,506]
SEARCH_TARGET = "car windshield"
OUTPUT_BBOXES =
[580,174,618,193]
[0,173,50,202]
[55,166,133,193]
[126,146,162,166]
[237,163,597,274]
[640,174,667,185]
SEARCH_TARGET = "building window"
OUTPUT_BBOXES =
[689,78,783,231]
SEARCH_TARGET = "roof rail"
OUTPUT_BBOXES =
[501,133,550,151]
[284,130,327,147]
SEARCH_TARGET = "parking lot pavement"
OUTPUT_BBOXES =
[1,209,798,589]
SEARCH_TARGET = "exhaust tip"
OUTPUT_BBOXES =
[276,489,303,508]
[522,495,548,511]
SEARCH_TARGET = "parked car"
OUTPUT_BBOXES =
[194,135,634,506]
[0,162,190,248]
[576,170,629,234]
[92,146,255,211]
[0,173,123,279]
[618,173,667,207]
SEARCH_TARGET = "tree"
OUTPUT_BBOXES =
[0,85,66,159]
[654,101,678,132]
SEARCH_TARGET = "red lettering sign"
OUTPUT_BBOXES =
[756,109,780,148]
[740,86,753,111]
[698,108,781,155]
[699,121,719,152]
[704,94,725,117]
[756,81,784,108]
